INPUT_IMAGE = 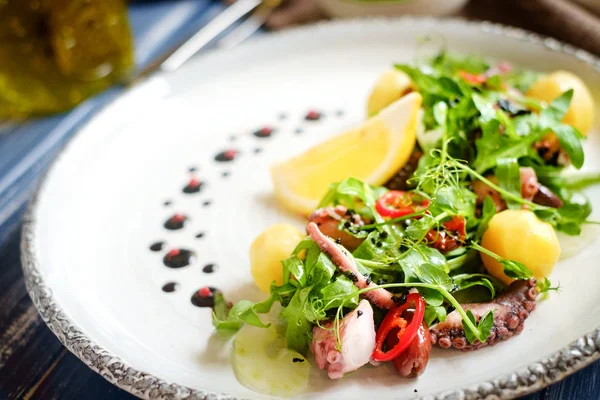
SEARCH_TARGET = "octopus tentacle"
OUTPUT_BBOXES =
[430,278,537,351]
[306,222,395,309]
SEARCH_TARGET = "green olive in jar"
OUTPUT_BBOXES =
[0,0,134,118]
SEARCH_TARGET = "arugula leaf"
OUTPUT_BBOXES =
[431,185,476,218]
[352,228,403,264]
[485,75,504,91]
[534,89,585,168]
[472,93,496,122]
[282,256,305,286]
[495,109,518,139]
[535,191,592,235]
[280,287,314,355]
[213,294,277,331]
[318,178,386,222]
[476,196,497,240]
[504,69,542,92]
[539,89,573,126]
[536,170,600,191]
[307,252,336,288]
[320,276,359,310]
[212,292,232,327]
[395,65,460,100]
[473,119,532,173]
[433,101,448,127]
[495,158,522,209]
[551,124,584,169]
[430,51,490,75]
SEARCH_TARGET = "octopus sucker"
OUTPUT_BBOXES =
[430,278,537,351]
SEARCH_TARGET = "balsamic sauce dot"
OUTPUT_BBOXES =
[215,149,238,162]
[336,110,345,117]
[163,200,172,206]
[253,126,274,138]
[191,286,219,308]
[163,248,196,268]
[188,166,197,172]
[229,135,237,142]
[305,110,322,121]
[278,113,288,120]
[221,171,230,178]
[164,214,187,230]
[292,358,305,363]
[183,178,203,194]
[254,147,262,154]
[203,263,217,273]
[195,232,205,239]
[149,241,165,252]
[202,200,211,207]
[162,282,179,293]
[295,128,304,135]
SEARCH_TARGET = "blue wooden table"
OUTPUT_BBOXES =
[0,1,598,399]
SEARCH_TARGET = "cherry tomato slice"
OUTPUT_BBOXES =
[426,215,467,253]
[375,191,430,219]
[459,70,487,85]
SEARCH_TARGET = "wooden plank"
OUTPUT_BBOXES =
[29,351,133,400]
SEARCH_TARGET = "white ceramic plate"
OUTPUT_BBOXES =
[22,18,600,400]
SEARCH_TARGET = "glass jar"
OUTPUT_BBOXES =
[0,0,134,119]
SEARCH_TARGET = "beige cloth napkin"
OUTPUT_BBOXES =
[263,0,600,56]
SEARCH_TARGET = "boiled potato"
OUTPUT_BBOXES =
[527,70,595,135]
[250,224,305,292]
[481,210,561,285]
[367,70,413,116]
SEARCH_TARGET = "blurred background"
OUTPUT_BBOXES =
[0,0,600,399]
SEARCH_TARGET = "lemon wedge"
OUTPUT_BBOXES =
[366,69,413,116]
[271,92,422,215]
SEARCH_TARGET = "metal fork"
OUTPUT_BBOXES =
[126,0,280,85]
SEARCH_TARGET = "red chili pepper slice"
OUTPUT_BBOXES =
[372,293,425,362]
[458,70,487,85]
[375,191,430,219]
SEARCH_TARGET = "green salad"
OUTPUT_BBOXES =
[210,52,599,395]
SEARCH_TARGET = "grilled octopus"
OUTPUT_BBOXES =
[307,219,539,357]
[307,222,431,376]
[430,278,537,351]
